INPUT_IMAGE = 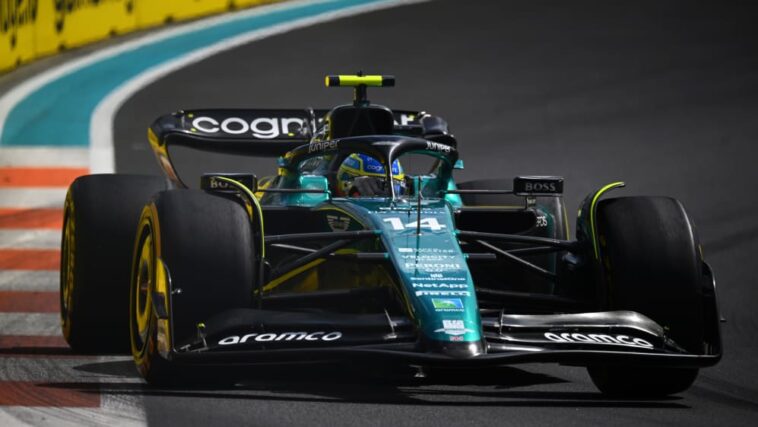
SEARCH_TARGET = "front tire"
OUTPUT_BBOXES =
[130,190,255,385]
[588,196,704,396]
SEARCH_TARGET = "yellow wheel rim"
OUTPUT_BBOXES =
[60,198,76,337]
[134,232,154,347]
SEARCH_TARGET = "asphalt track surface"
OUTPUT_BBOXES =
[109,0,758,425]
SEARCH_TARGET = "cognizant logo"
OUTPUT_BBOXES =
[191,116,306,139]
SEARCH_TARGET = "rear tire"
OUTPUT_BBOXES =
[588,196,703,396]
[130,190,255,386]
[61,175,166,353]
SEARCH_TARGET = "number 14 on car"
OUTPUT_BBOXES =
[383,217,447,231]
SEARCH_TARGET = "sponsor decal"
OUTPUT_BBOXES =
[200,173,256,192]
[404,262,461,272]
[383,217,447,232]
[396,113,416,126]
[535,215,548,228]
[434,319,473,336]
[524,182,557,192]
[218,331,342,345]
[208,177,229,189]
[513,176,564,195]
[400,254,458,261]
[200,174,256,193]
[1,0,38,49]
[326,215,351,232]
[411,276,467,282]
[191,116,306,139]
[308,139,338,153]
[431,298,464,311]
[543,332,654,349]
[54,0,134,33]
[412,283,468,289]
[425,141,452,153]
[398,247,456,254]
[415,290,471,297]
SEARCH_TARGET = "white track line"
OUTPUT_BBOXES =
[0,3,428,425]
[89,0,429,172]
[0,357,138,382]
[0,356,145,427]
[0,313,60,336]
[0,406,145,427]
[0,188,67,208]
[0,0,334,141]
[0,148,89,167]
[0,271,59,291]
[0,230,61,249]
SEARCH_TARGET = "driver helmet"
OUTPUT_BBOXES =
[337,153,406,196]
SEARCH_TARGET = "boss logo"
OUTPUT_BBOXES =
[514,176,564,195]
[200,174,256,192]
[209,178,231,189]
[524,182,557,192]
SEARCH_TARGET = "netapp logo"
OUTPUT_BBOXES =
[544,332,653,348]
[191,116,305,139]
[218,331,342,345]
[524,182,557,192]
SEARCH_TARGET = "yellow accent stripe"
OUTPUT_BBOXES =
[590,182,625,259]
[562,203,571,238]
[214,177,265,258]
[262,259,325,292]
[255,177,274,199]
[147,128,160,148]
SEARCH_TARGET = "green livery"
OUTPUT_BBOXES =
[60,75,721,395]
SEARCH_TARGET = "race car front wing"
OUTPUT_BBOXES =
[166,309,721,369]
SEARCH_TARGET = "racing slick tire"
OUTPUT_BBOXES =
[61,174,166,353]
[588,196,703,397]
[130,190,255,386]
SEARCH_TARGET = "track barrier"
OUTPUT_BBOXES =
[0,0,281,73]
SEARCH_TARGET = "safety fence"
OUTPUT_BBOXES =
[0,0,282,73]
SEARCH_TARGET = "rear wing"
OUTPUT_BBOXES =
[148,108,424,157]
[148,108,441,187]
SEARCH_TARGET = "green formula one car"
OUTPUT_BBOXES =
[60,75,721,396]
